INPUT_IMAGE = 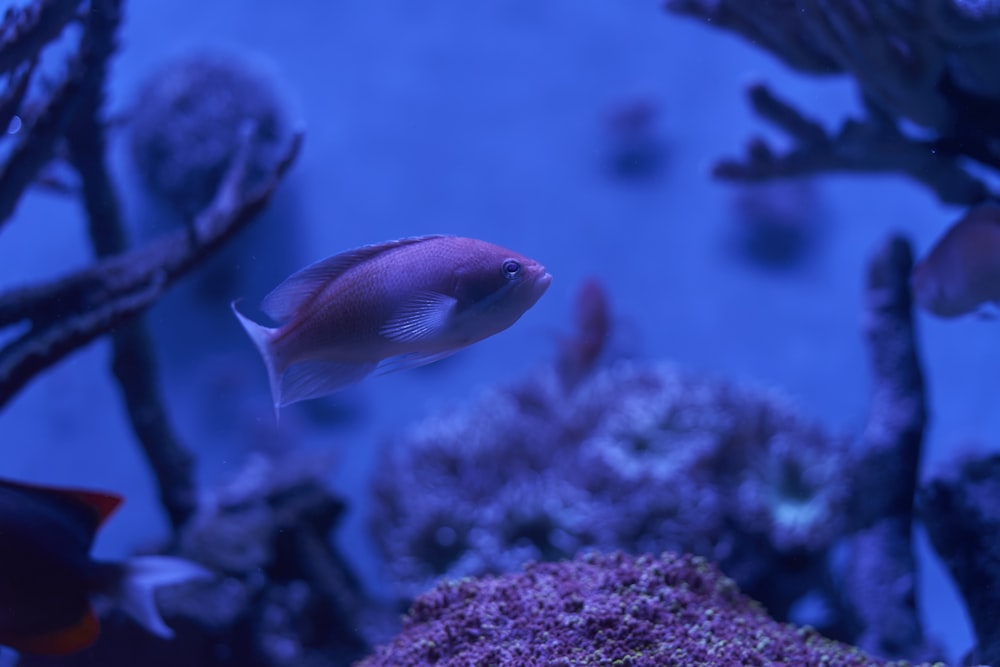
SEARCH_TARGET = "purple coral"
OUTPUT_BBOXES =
[370,361,853,619]
[357,551,929,667]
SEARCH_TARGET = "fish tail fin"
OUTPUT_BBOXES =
[112,556,213,639]
[231,300,283,419]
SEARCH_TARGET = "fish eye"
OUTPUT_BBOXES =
[502,259,522,279]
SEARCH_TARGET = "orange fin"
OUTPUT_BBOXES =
[59,489,123,525]
[0,609,100,656]
[0,478,123,525]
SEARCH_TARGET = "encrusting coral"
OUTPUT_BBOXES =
[357,551,940,667]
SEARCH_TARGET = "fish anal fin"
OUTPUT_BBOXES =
[279,359,378,406]
[379,292,456,343]
[0,608,100,656]
[376,348,461,375]
[261,236,446,323]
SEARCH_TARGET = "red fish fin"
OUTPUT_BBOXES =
[62,489,122,525]
[0,479,122,525]
[0,609,100,656]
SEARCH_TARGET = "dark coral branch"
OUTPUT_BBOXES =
[107,324,198,530]
[0,130,302,409]
[0,0,82,78]
[842,235,932,661]
[666,0,1000,204]
[713,84,990,205]
[918,454,1000,667]
[64,0,196,531]
[0,32,91,229]
[664,0,841,75]
[0,60,35,137]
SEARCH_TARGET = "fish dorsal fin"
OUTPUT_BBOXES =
[379,291,457,342]
[261,235,446,323]
[65,489,124,526]
[0,607,99,656]
[0,479,122,526]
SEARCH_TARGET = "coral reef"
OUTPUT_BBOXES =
[129,49,297,218]
[369,235,944,660]
[357,551,938,667]
[918,454,1000,667]
[666,1,1000,204]
[370,358,853,617]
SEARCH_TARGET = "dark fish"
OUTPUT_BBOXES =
[0,478,210,656]
[232,235,552,412]
[911,203,1000,318]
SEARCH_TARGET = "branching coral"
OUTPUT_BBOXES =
[0,0,301,530]
[357,551,939,667]
[666,0,1000,204]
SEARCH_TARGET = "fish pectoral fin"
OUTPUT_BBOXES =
[0,608,100,656]
[379,292,457,343]
[376,348,461,375]
[279,358,378,406]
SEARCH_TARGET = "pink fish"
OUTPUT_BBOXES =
[911,203,1000,318]
[232,235,551,412]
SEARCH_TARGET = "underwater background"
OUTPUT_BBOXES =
[0,0,998,664]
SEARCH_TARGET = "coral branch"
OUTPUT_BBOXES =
[0,60,35,136]
[664,0,841,75]
[666,0,1000,204]
[918,454,1000,667]
[0,130,302,409]
[61,0,197,531]
[842,235,934,660]
[0,47,88,229]
[714,85,989,205]
[0,0,82,77]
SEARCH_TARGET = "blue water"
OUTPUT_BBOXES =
[0,0,996,662]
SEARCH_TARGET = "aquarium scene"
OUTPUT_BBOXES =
[1,0,999,665]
